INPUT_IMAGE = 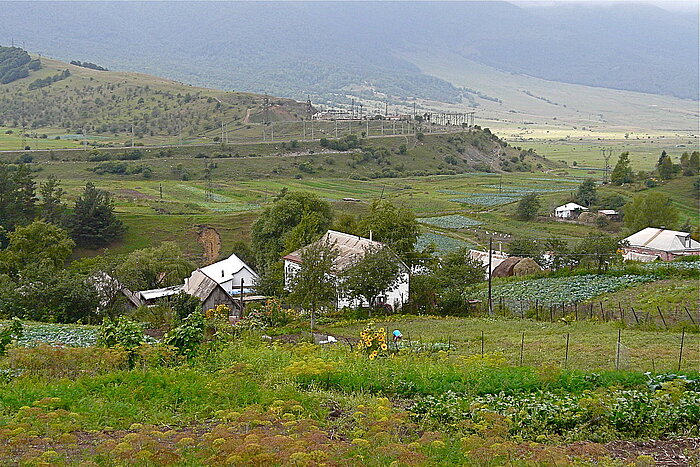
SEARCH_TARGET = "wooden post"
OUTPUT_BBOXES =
[481,331,484,357]
[240,278,245,318]
[678,328,685,372]
[488,238,493,316]
[574,301,578,321]
[550,305,554,322]
[618,302,624,324]
[615,329,621,370]
[630,306,640,324]
[564,333,570,369]
[519,331,524,366]
[684,307,696,325]
[599,302,605,321]
[657,306,667,328]
[590,303,594,320]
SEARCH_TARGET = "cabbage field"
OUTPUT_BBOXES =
[416,232,473,253]
[488,274,656,305]
[418,214,481,229]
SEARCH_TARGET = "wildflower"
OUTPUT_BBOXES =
[381,343,388,350]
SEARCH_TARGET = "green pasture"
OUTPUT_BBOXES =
[321,316,700,373]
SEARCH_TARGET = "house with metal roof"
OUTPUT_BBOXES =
[622,227,700,261]
[283,230,409,310]
[553,202,588,219]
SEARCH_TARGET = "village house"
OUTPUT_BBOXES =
[283,230,410,310]
[621,227,700,262]
[135,253,259,317]
[553,202,588,219]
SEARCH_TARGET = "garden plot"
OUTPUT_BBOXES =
[16,323,98,348]
[488,274,656,305]
[416,232,473,253]
[482,185,570,193]
[450,194,520,206]
[418,215,481,229]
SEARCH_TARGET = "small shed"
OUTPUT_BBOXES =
[183,269,242,316]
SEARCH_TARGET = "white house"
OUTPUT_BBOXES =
[622,227,700,262]
[283,230,409,310]
[193,253,259,295]
[554,203,588,219]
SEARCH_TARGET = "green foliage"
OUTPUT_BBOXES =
[0,264,100,322]
[0,317,23,355]
[514,193,540,220]
[0,163,37,231]
[68,182,125,248]
[287,238,338,329]
[507,237,543,263]
[624,192,679,231]
[38,175,66,225]
[358,199,419,261]
[411,249,485,315]
[575,179,597,207]
[572,233,621,273]
[164,310,205,357]
[115,242,192,291]
[27,69,70,90]
[341,246,403,313]
[97,316,144,350]
[0,221,74,276]
[170,291,201,321]
[0,46,40,84]
[251,191,333,268]
[611,151,634,185]
[657,150,675,180]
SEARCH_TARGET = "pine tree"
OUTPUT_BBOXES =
[39,175,66,224]
[68,182,125,248]
[611,152,634,185]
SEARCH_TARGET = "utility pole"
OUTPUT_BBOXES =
[488,237,494,316]
[131,124,135,148]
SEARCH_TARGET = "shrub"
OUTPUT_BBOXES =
[0,317,23,356]
[97,316,145,350]
[164,311,205,358]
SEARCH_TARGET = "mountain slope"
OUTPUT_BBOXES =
[0,55,307,142]
[0,1,696,102]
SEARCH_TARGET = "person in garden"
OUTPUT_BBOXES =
[392,329,403,343]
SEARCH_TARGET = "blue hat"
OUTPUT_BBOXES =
[392,330,402,337]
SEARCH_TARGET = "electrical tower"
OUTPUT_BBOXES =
[601,148,613,183]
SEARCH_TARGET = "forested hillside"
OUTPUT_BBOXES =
[0,46,41,84]
[0,56,308,139]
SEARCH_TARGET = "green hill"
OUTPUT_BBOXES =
[0,54,309,147]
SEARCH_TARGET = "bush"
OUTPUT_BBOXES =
[97,316,145,350]
[164,311,205,358]
[0,317,23,356]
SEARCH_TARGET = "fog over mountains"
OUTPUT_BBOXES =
[0,1,697,103]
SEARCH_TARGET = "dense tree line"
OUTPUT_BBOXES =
[0,46,40,84]
[27,69,70,90]
[70,60,108,71]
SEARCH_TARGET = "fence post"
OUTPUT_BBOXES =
[630,306,640,324]
[550,305,554,323]
[615,328,621,371]
[678,328,685,372]
[599,302,605,321]
[564,333,570,369]
[684,307,696,325]
[520,331,525,366]
[481,331,484,357]
[574,301,578,321]
[657,306,667,328]
[618,302,624,324]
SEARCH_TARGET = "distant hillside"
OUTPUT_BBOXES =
[0,46,41,84]
[0,1,696,102]
[0,55,308,140]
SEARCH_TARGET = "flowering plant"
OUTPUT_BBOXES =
[357,323,390,360]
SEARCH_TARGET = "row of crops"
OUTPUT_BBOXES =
[416,232,473,253]
[15,323,98,347]
[418,214,481,229]
[486,274,656,306]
